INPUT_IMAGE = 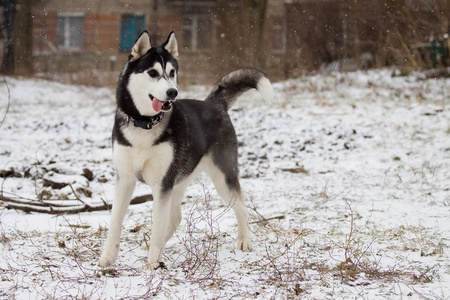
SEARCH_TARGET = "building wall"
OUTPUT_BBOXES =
[85,14,121,52]
[30,0,290,84]
[32,12,57,53]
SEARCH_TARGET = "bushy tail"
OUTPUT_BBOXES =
[205,68,273,110]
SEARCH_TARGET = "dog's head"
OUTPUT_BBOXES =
[120,31,179,116]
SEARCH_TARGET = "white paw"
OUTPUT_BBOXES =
[237,238,252,251]
[99,256,112,268]
[98,251,117,267]
[143,261,166,270]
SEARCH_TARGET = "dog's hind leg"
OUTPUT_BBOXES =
[99,175,136,267]
[207,164,252,251]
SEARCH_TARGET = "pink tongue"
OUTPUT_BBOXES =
[152,97,163,112]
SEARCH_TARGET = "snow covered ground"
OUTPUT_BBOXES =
[0,69,449,299]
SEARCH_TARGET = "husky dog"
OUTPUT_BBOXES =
[99,31,272,269]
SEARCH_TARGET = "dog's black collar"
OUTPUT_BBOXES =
[128,113,165,130]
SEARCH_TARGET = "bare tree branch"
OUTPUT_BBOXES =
[0,76,11,129]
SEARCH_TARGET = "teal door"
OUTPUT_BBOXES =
[120,15,146,51]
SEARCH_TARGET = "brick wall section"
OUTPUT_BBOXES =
[32,12,58,53]
[85,14,120,51]
[32,0,152,16]
[149,15,181,47]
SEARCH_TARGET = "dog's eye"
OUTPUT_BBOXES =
[148,70,159,78]
[169,69,176,78]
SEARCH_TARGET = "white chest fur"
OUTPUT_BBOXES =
[114,124,174,188]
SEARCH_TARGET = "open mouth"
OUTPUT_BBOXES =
[161,101,173,112]
[149,94,173,112]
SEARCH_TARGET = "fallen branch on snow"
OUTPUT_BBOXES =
[0,194,153,214]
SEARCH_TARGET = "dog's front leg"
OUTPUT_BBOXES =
[145,191,172,270]
[99,175,136,267]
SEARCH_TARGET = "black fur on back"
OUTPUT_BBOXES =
[154,99,240,194]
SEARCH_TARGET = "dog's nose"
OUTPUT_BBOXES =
[166,88,178,100]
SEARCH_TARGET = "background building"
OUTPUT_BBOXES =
[1,0,448,84]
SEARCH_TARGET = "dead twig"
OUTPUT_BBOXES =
[250,215,285,224]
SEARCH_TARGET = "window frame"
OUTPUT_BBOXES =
[272,18,286,54]
[181,15,214,52]
[57,12,85,51]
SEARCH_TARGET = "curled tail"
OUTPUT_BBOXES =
[205,68,273,110]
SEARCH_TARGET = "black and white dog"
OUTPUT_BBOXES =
[99,31,272,269]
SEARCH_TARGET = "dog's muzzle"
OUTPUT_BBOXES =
[162,88,177,112]
[149,93,176,112]
[161,100,174,112]
[166,88,178,100]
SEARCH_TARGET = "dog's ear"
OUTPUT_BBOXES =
[162,31,179,59]
[130,31,152,61]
